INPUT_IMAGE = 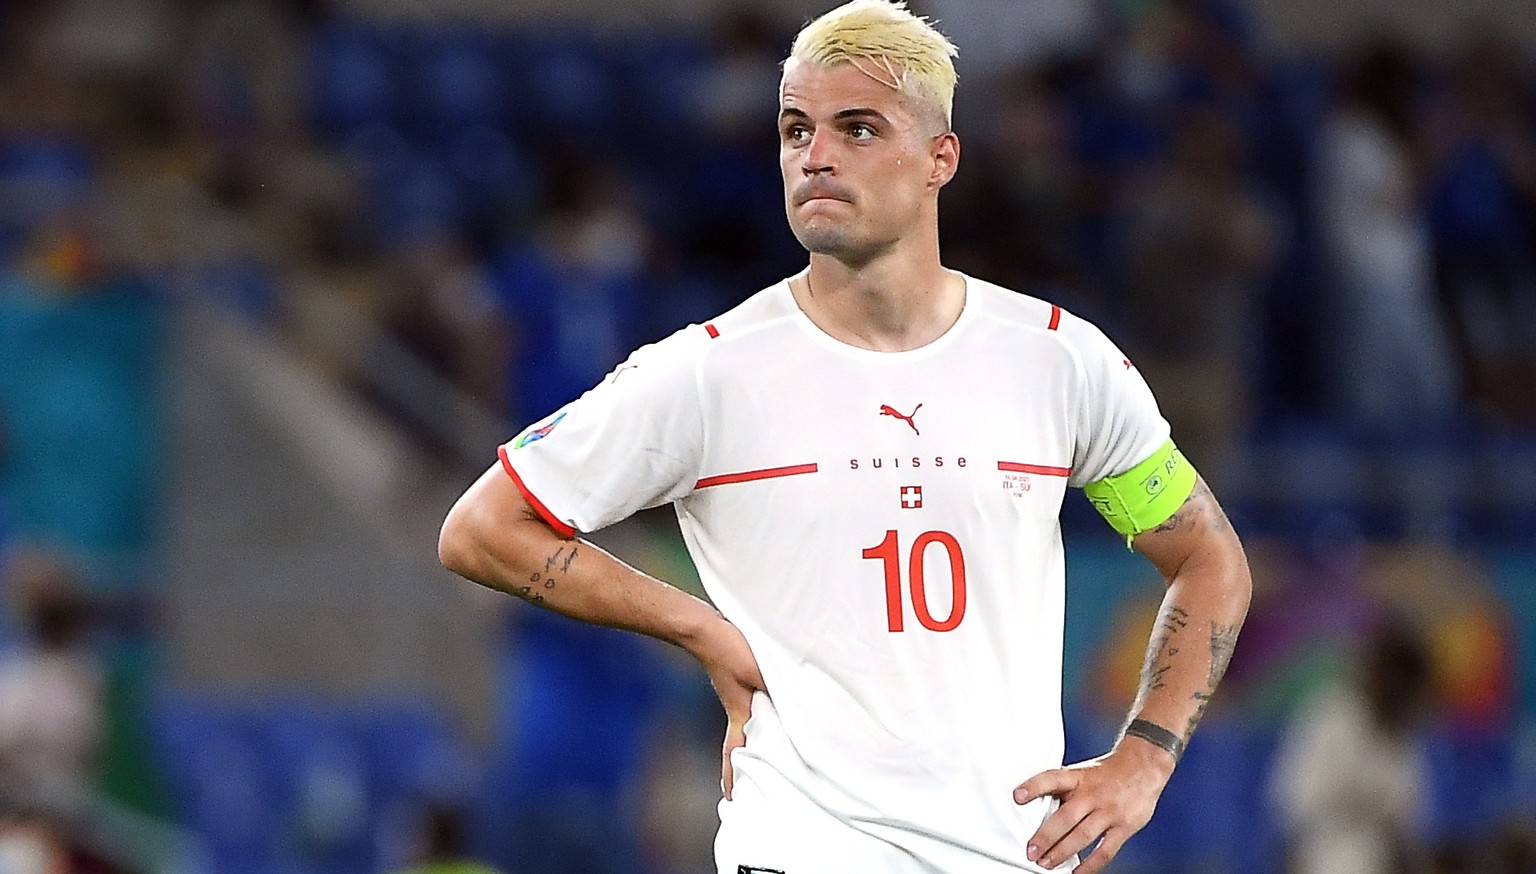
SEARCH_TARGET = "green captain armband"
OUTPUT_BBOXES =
[1083,439,1198,546]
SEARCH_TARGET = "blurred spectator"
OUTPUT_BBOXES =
[1120,102,1279,476]
[380,231,510,413]
[688,9,781,143]
[672,9,792,288]
[1426,28,1536,427]
[1272,617,1435,874]
[392,803,503,874]
[942,66,1088,296]
[0,810,69,874]
[922,0,1100,85]
[1314,42,1460,439]
[0,548,102,803]
[491,153,651,425]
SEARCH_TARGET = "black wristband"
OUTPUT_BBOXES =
[1124,718,1186,761]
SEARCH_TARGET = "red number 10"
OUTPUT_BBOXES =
[861,529,967,632]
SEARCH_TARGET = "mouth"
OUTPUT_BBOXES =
[795,186,854,207]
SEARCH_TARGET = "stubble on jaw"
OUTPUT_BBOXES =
[790,214,896,267]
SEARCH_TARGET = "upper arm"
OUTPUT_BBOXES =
[1131,476,1249,588]
[438,461,570,582]
[1062,314,1170,490]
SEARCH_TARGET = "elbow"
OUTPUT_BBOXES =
[437,502,482,580]
[1222,537,1255,614]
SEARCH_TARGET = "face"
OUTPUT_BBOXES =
[778,58,958,265]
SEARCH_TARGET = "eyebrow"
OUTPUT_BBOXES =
[778,107,891,125]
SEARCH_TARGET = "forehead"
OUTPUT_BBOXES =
[779,57,911,120]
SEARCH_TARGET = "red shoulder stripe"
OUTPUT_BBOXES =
[705,323,720,339]
[1047,305,1061,331]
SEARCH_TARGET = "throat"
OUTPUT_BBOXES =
[794,269,965,353]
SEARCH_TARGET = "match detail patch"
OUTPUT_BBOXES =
[1083,439,1197,544]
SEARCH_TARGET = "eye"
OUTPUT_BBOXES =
[848,123,875,141]
[784,124,811,144]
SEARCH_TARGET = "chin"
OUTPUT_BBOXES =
[794,223,858,256]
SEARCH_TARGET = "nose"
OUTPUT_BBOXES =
[801,127,836,176]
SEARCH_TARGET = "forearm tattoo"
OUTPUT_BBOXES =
[511,542,579,605]
[1186,620,1241,739]
[1141,605,1189,693]
[1136,607,1242,746]
[1132,480,1243,745]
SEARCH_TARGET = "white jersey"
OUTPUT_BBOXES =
[501,275,1170,873]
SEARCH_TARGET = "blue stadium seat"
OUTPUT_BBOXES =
[1425,729,1517,847]
[0,136,94,231]
[446,126,537,232]
[309,23,400,141]
[258,698,374,874]
[407,31,508,138]
[369,149,462,243]
[510,33,621,143]
[355,702,478,802]
[355,703,480,871]
[150,696,281,874]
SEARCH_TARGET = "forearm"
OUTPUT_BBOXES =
[439,467,723,653]
[1124,478,1252,757]
[1125,562,1248,754]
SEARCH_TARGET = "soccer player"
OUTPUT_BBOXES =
[438,1,1252,871]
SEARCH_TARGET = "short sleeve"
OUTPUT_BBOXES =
[1061,314,1172,488]
[499,325,709,535]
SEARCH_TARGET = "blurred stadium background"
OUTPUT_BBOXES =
[0,0,1534,871]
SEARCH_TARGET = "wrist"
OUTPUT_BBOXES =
[1117,718,1182,778]
[671,598,731,658]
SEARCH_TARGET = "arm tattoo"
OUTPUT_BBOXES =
[1133,477,1245,746]
[1140,605,1189,694]
[1148,480,1234,537]
[1184,620,1241,740]
[512,542,580,606]
[1137,608,1243,745]
[1125,718,1186,760]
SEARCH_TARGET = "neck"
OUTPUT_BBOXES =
[792,232,963,353]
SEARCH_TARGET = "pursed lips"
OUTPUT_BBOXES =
[794,183,855,206]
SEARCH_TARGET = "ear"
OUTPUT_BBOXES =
[929,131,960,190]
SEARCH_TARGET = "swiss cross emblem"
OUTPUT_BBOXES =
[900,485,923,509]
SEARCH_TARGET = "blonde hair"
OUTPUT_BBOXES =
[787,0,959,129]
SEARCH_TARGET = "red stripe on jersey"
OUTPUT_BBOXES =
[1047,305,1061,331]
[705,323,720,338]
[998,460,1072,477]
[695,463,818,489]
[499,445,578,538]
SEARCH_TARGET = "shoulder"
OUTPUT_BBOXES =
[696,280,799,343]
[620,281,797,377]
[968,275,1061,332]
[967,276,1115,364]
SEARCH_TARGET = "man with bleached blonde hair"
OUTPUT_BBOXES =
[439,2,1251,872]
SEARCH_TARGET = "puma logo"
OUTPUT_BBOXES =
[879,403,922,435]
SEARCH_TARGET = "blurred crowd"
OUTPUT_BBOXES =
[0,0,1534,872]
